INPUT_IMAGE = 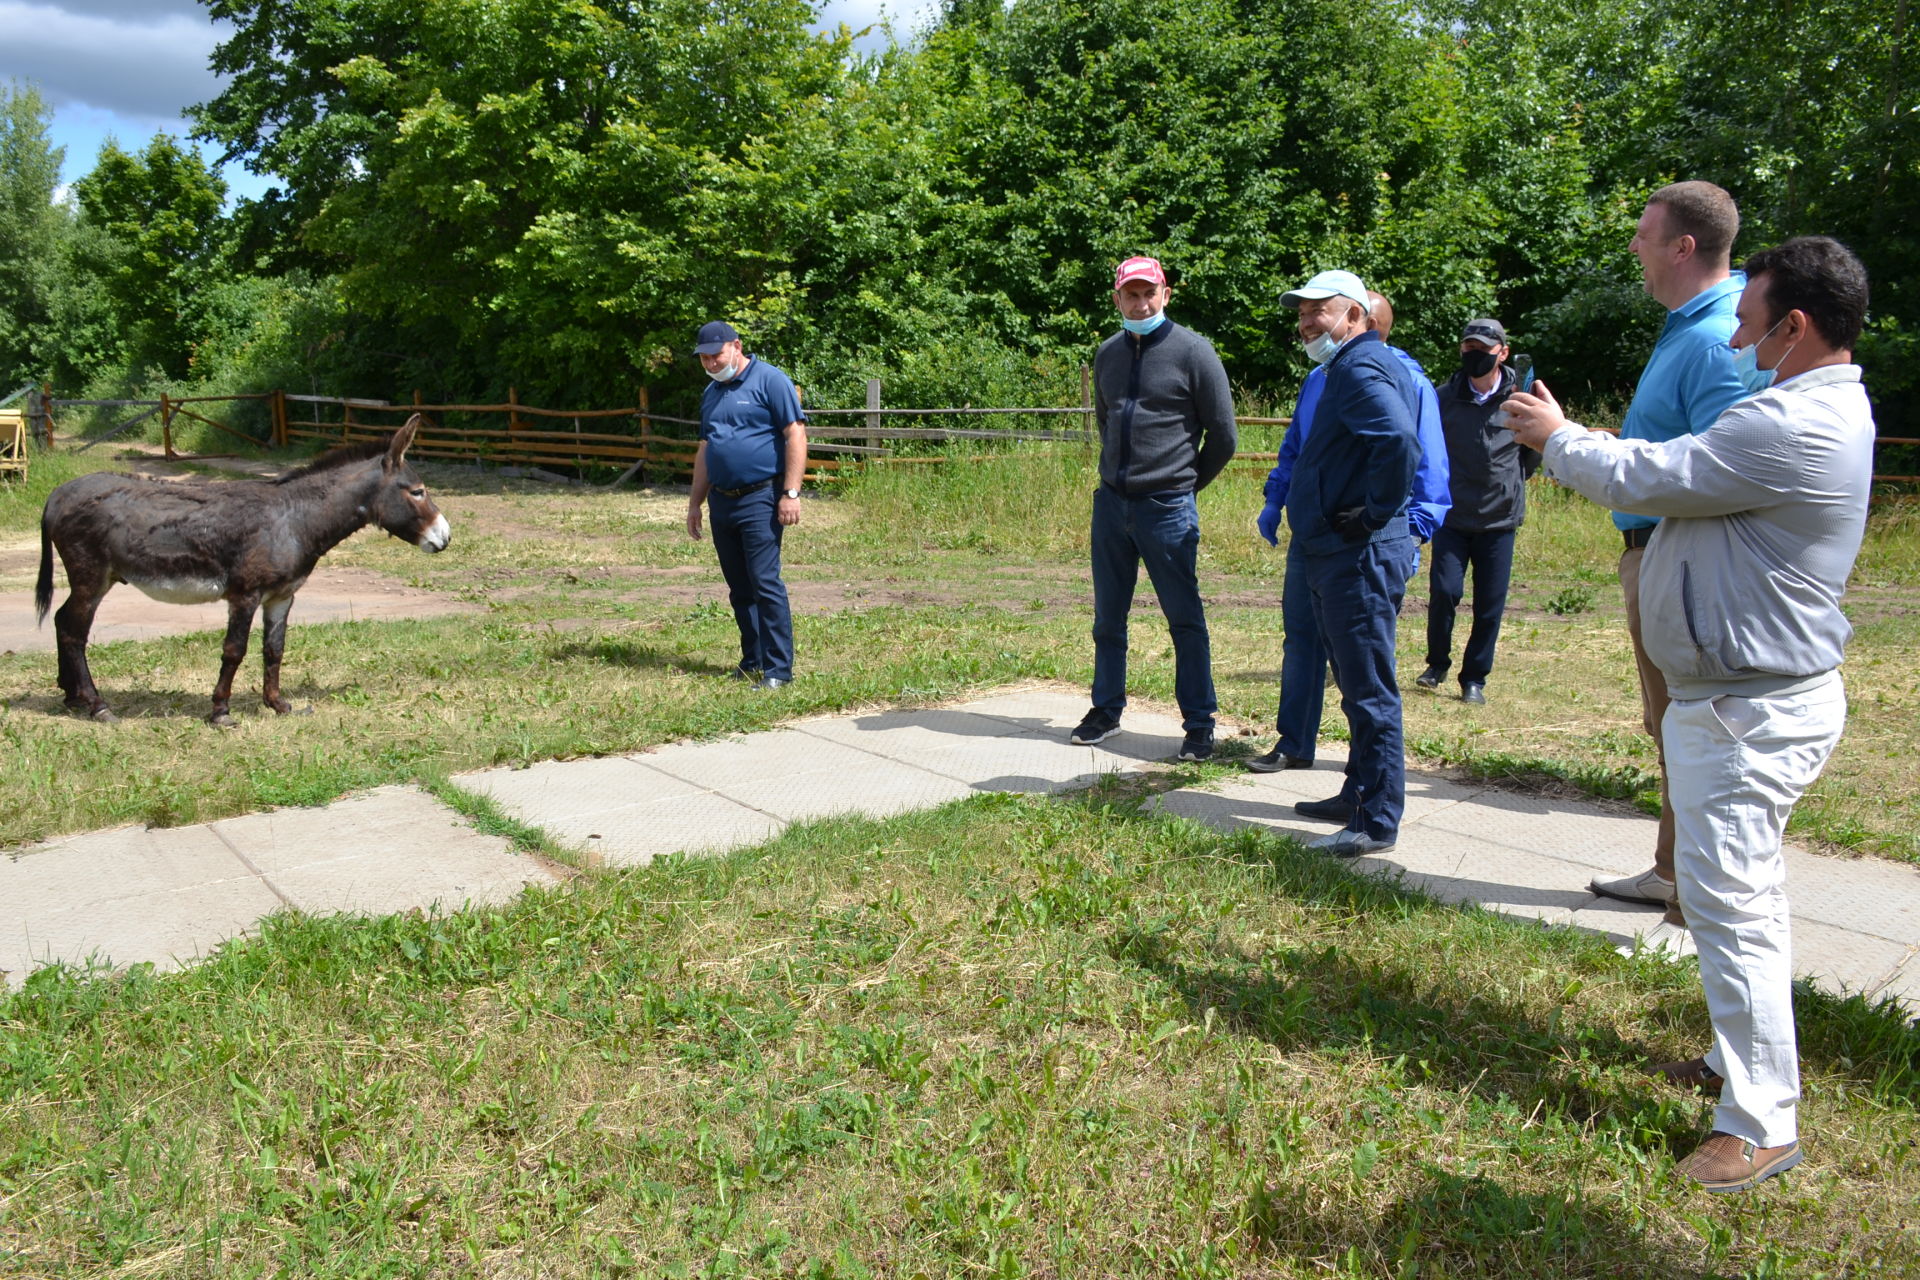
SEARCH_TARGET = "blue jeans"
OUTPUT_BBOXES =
[1090,487,1216,732]
[1425,526,1516,685]
[708,485,793,680]
[1301,536,1412,841]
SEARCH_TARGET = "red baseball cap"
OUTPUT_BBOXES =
[1113,256,1167,289]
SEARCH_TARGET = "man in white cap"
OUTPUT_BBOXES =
[1268,269,1420,856]
[1072,255,1237,761]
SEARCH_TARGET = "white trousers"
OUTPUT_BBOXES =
[1664,671,1846,1148]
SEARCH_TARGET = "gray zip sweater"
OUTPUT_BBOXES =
[1092,321,1238,494]
[1541,364,1874,699]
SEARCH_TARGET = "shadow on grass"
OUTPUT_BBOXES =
[1247,1167,1686,1277]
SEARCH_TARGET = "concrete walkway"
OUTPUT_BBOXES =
[5,686,1917,1013]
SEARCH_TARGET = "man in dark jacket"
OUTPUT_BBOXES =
[1276,269,1420,856]
[1073,255,1238,762]
[1415,318,1540,705]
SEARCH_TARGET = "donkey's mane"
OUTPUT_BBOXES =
[275,439,389,485]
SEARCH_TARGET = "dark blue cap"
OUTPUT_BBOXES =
[694,321,740,355]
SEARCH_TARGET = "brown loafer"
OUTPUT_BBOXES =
[1651,1056,1726,1094]
[1674,1132,1802,1193]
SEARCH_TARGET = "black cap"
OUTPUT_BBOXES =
[694,321,740,355]
[1461,318,1507,347]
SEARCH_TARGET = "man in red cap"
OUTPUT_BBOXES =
[1072,256,1237,761]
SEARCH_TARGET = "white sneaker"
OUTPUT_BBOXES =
[1308,829,1397,857]
[1590,867,1676,906]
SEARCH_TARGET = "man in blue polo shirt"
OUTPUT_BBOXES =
[1588,183,1750,921]
[1251,287,1449,771]
[685,321,808,690]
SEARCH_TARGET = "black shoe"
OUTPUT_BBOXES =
[1415,664,1445,690]
[1459,682,1486,705]
[753,676,790,691]
[1070,709,1121,745]
[1177,728,1215,762]
[1246,742,1313,773]
[1294,795,1354,823]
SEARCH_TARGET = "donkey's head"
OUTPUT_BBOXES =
[373,416,451,552]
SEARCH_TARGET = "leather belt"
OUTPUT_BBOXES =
[1623,526,1654,549]
[713,479,774,498]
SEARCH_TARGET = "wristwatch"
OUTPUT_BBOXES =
[782,488,801,499]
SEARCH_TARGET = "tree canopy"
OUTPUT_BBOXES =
[1,0,1912,428]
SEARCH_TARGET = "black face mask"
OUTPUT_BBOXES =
[1461,349,1499,378]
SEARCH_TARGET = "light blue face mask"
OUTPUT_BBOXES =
[1303,330,1342,365]
[1121,311,1168,336]
[705,360,740,382]
[1732,316,1793,394]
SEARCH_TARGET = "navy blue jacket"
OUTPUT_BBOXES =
[1284,330,1421,556]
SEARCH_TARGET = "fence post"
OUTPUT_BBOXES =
[160,393,174,458]
[508,385,522,433]
[40,383,53,449]
[342,401,355,443]
[271,389,288,447]
[637,385,651,482]
[866,378,882,436]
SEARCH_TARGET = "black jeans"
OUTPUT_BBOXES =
[1424,526,1516,685]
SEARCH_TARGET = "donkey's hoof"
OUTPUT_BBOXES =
[291,704,315,717]
[90,707,119,724]
[208,712,238,730]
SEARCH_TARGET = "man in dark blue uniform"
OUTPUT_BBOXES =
[1278,270,1421,856]
[685,321,808,690]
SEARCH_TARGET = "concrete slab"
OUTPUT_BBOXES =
[538,790,783,868]
[1414,843,1590,927]
[456,755,696,818]
[795,708,1029,756]
[1150,786,1341,844]
[706,759,976,823]
[1418,790,1658,877]
[1792,918,1915,1000]
[1869,952,1920,1018]
[208,786,556,915]
[637,729,890,791]
[948,686,1099,730]
[1780,846,1920,943]
[887,730,1132,794]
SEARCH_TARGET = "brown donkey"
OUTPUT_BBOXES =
[35,417,451,725]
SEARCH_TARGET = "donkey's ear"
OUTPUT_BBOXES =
[387,415,421,466]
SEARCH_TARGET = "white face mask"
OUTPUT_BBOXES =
[1303,331,1341,365]
[705,360,739,382]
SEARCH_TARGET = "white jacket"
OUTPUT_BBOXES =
[1542,364,1875,699]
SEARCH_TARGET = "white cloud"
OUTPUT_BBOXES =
[0,2,230,121]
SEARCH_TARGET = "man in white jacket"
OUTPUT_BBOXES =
[1502,235,1875,1194]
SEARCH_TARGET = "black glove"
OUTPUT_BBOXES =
[1328,505,1376,543]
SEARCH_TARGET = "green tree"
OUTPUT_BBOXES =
[0,81,66,391]
[71,135,229,381]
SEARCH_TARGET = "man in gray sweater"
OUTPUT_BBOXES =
[1073,256,1238,761]
[1504,236,1876,1194]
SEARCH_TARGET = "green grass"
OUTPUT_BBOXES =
[4,793,1917,1276]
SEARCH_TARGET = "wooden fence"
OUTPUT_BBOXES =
[30,381,1920,493]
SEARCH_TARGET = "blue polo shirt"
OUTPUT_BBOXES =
[699,356,806,491]
[1266,345,1451,540]
[1615,274,1748,532]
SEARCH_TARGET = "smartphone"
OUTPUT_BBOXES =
[1511,353,1535,392]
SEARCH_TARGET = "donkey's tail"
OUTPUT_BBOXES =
[35,513,54,626]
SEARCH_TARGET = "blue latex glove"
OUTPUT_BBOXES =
[1257,499,1283,546]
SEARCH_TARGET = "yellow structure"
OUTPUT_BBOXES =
[0,408,27,479]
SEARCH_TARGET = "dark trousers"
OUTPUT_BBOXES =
[1090,487,1216,732]
[1275,539,1326,760]
[1425,526,1516,685]
[1301,536,1412,841]
[709,485,793,680]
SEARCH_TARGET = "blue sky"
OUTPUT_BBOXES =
[0,0,939,206]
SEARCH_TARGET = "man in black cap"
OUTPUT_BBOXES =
[1415,318,1538,705]
[685,321,807,689]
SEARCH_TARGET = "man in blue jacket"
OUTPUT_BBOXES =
[1252,288,1448,771]
[1267,270,1421,855]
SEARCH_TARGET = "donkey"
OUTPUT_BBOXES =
[35,416,451,726]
